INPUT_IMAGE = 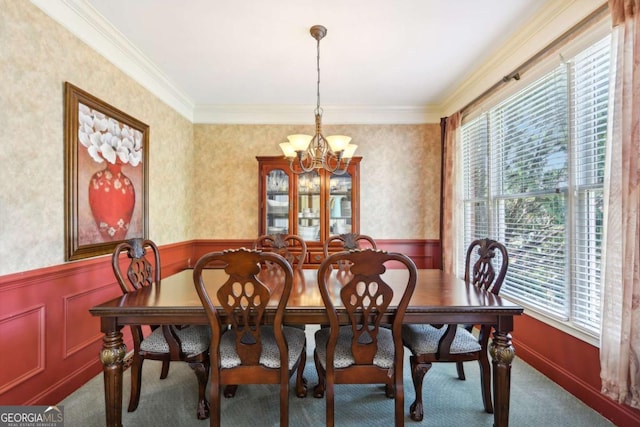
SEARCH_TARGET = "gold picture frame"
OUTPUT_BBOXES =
[64,82,149,261]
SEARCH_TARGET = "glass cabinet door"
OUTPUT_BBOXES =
[328,172,353,235]
[265,168,290,235]
[297,171,321,241]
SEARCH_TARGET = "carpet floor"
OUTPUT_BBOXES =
[60,342,613,427]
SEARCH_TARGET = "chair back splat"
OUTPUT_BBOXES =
[253,233,307,271]
[465,237,509,294]
[193,248,307,427]
[322,233,377,272]
[314,248,416,427]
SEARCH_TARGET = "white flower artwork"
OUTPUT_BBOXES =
[78,103,143,167]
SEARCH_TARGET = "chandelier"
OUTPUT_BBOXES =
[279,25,357,175]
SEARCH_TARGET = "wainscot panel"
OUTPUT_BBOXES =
[0,240,192,405]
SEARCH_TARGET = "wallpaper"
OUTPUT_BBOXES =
[192,124,441,240]
[0,1,193,275]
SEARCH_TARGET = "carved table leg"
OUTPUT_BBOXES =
[100,330,126,427]
[490,330,515,427]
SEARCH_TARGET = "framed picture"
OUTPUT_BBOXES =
[64,82,149,261]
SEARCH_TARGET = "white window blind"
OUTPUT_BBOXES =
[459,35,610,337]
[570,36,609,333]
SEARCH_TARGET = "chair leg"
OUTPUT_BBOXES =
[211,376,221,427]
[408,356,431,422]
[189,360,210,420]
[385,383,395,398]
[395,377,404,427]
[160,359,170,379]
[326,378,335,427]
[478,353,494,413]
[295,349,308,398]
[223,385,238,397]
[280,379,289,427]
[313,351,326,398]
[128,355,143,412]
[456,361,466,380]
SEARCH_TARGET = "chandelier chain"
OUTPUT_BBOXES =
[316,36,322,115]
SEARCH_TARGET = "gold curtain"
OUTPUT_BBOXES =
[600,0,640,409]
[440,112,461,274]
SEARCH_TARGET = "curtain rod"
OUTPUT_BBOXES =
[460,2,609,117]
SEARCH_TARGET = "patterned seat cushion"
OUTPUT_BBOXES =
[401,324,481,355]
[219,325,305,369]
[314,325,395,369]
[140,325,210,356]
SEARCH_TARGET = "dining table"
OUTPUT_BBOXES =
[90,266,523,427]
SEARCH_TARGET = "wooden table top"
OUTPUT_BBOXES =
[90,268,523,326]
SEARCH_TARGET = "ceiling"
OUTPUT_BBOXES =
[36,0,552,122]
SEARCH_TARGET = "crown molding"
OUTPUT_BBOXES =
[30,0,195,121]
[30,0,440,125]
[193,104,442,125]
[439,0,607,116]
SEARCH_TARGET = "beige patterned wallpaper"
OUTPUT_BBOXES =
[1,1,193,275]
[1,1,441,276]
[192,124,441,240]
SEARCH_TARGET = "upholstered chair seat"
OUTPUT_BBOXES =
[402,324,482,355]
[219,325,306,369]
[314,325,395,369]
[140,325,211,355]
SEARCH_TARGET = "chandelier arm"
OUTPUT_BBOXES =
[321,153,351,175]
[331,165,350,176]
[289,156,315,175]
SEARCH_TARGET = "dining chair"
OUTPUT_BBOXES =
[193,248,307,427]
[322,233,377,271]
[313,248,417,427]
[111,238,211,420]
[253,233,307,271]
[401,238,509,421]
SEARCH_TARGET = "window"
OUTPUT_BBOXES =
[459,35,610,338]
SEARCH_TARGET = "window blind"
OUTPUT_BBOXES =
[459,34,610,336]
[570,35,609,333]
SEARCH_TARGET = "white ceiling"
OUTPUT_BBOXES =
[35,0,553,122]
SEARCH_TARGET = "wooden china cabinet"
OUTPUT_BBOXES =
[257,156,361,266]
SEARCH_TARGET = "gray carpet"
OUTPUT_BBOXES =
[61,329,614,426]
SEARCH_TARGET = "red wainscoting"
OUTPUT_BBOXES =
[513,314,640,426]
[0,241,192,406]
